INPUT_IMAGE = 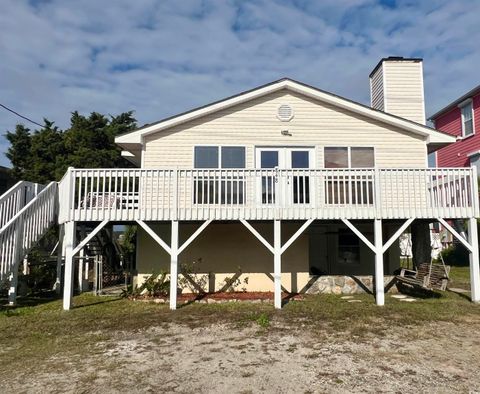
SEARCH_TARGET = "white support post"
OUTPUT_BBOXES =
[23,256,29,276]
[241,219,313,309]
[170,220,179,310]
[374,219,384,306]
[137,220,211,310]
[8,268,19,306]
[55,224,65,294]
[63,221,76,310]
[468,218,480,303]
[78,226,86,292]
[274,220,282,309]
[8,222,24,305]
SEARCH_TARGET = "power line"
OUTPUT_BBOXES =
[0,103,44,128]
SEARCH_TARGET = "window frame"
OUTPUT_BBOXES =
[459,99,475,138]
[193,145,246,169]
[324,146,376,168]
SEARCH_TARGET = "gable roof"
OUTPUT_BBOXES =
[429,83,480,121]
[116,78,455,150]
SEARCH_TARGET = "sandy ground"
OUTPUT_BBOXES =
[3,318,480,394]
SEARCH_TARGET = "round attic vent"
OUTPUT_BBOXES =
[277,104,294,122]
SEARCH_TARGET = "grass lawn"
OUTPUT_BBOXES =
[449,265,471,288]
[1,289,479,374]
[1,288,480,392]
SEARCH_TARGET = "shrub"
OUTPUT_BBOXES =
[256,313,270,328]
[130,271,170,297]
[437,245,469,267]
[178,259,209,294]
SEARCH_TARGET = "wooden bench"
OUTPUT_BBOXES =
[396,262,450,291]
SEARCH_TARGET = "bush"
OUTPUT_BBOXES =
[438,245,469,267]
[122,272,170,298]
[256,313,270,328]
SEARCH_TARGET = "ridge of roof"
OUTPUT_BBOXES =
[116,77,454,144]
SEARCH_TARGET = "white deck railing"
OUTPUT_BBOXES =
[0,182,58,282]
[0,181,44,228]
[57,167,479,223]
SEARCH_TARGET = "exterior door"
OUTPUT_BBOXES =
[255,147,314,205]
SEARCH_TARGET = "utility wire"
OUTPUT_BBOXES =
[0,103,44,128]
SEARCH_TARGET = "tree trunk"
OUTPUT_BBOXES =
[411,221,431,268]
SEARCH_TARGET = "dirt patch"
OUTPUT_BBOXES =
[3,319,480,393]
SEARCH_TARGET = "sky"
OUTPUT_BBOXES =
[1,0,479,168]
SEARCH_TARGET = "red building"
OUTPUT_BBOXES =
[429,85,480,168]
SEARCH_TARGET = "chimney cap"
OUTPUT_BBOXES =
[369,57,423,78]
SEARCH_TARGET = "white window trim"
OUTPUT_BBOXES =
[323,146,377,168]
[193,144,246,169]
[459,99,475,138]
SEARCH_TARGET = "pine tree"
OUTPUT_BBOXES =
[5,124,32,181]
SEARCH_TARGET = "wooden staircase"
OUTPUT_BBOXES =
[0,181,58,303]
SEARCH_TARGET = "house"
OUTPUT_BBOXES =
[1,57,479,311]
[429,84,480,168]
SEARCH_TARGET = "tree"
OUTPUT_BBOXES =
[26,120,64,184]
[4,111,137,183]
[5,124,32,180]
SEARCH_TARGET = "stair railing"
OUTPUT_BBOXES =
[0,181,45,228]
[0,181,58,282]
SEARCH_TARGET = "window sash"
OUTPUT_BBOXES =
[194,146,246,169]
[324,147,375,168]
[221,146,246,168]
[194,146,219,168]
[461,102,474,136]
[324,147,348,168]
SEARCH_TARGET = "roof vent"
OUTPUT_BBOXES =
[277,104,294,122]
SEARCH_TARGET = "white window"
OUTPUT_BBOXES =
[324,147,375,205]
[460,101,474,137]
[324,147,375,168]
[193,146,246,205]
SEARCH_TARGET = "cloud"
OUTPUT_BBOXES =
[0,0,479,167]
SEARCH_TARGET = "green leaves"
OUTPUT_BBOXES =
[5,110,138,183]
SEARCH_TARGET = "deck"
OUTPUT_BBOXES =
[57,167,479,223]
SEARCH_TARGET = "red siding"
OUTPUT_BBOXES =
[434,107,462,137]
[474,94,480,132]
[434,92,480,167]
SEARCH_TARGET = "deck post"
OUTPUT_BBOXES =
[374,219,384,306]
[8,266,19,306]
[8,219,25,305]
[55,224,65,294]
[170,220,179,310]
[468,218,480,303]
[274,219,282,309]
[63,221,76,310]
[78,225,86,292]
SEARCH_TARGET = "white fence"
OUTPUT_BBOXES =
[57,167,479,223]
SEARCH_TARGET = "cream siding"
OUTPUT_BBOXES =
[383,61,426,125]
[135,221,401,293]
[143,89,427,169]
[370,66,384,111]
